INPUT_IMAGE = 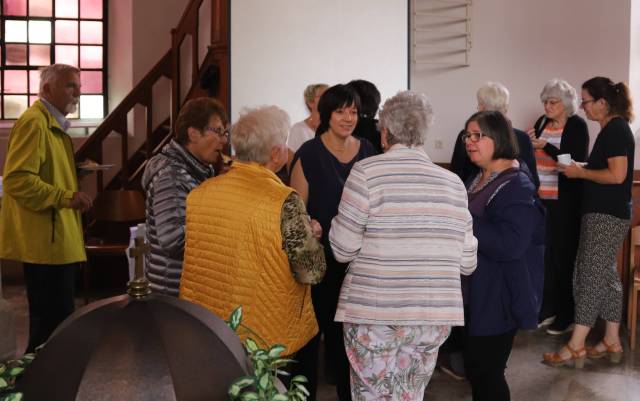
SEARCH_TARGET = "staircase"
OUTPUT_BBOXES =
[75,0,229,193]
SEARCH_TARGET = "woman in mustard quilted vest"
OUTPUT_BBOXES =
[180,105,326,356]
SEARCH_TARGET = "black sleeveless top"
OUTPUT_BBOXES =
[293,136,376,246]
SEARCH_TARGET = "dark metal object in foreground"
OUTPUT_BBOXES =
[17,294,250,401]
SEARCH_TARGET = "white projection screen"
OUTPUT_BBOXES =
[230,0,409,123]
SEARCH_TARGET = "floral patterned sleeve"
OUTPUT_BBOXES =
[280,192,326,284]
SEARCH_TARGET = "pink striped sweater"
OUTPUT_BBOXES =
[329,145,477,326]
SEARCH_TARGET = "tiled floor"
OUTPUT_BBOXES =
[3,281,640,400]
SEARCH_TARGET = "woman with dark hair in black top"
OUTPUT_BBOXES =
[544,76,634,368]
[290,84,376,401]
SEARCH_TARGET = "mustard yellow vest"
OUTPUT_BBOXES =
[180,161,318,354]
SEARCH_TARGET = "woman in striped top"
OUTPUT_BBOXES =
[329,91,478,401]
[529,79,589,335]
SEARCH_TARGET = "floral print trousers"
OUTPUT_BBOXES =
[343,323,451,401]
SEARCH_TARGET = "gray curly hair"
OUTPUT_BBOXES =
[540,78,579,116]
[378,91,434,147]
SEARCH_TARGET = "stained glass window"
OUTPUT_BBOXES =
[1,0,106,119]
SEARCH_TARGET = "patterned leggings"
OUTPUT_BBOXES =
[573,213,629,326]
[343,323,450,401]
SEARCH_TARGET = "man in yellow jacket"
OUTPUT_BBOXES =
[0,64,92,353]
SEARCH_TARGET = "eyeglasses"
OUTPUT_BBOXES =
[543,99,562,106]
[580,98,596,107]
[461,131,490,143]
[204,126,229,139]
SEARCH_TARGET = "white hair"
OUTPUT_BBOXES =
[231,106,290,165]
[477,82,510,114]
[540,78,579,116]
[38,64,80,96]
[379,91,434,147]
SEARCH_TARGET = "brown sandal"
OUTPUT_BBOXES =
[543,344,586,368]
[586,339,623,363]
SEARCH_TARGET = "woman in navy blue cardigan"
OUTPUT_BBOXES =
[462,111,545,401]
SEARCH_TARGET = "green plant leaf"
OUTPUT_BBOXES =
[20,354,35,363]
[1,393,24,401]
[228,376,255,397]
[0,365,6,375]
[7,368,23,377]
[0,377,8,389]
[268,344,286,358]
[271,394,288,401]
[228,306,243,331]
[245,338,259,353]
[294,383,310,396]
[291,375,308,384]
[271,358,296,366]
[240,391,259,401]
[275,369,290,376]
[258,373,270,391]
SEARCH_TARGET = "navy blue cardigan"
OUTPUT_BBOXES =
[465,170,545,336]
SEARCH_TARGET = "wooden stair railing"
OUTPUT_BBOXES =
[75,0,229,193]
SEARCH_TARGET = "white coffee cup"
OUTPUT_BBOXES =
[557,153,571,165]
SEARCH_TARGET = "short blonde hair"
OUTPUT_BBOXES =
[231,106,290,165]
[39,64,80,96]
[477,82,510,114]
[303,84,328,110]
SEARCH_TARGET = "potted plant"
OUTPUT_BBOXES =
[0,353,34,401]
[226,307,309,401]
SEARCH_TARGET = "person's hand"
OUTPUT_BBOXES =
[70,191,92,212]
[527,128,536,140]
[531,138,547,149]
[562,161,583,179]
[310,219,322,240]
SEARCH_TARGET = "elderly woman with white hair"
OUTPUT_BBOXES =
[450,82,539,188]
[529,79,589,335]
[329,91,478,401]
[180,105,326,356]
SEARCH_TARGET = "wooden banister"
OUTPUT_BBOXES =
[76,0,229,194]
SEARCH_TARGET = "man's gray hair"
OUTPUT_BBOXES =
[477,82,509,114]
[39,64,80,96]
[540,78,578,116]
[231,105,290,165]
[379,91,434,147]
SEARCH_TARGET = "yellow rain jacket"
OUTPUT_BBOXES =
[0,100,86,264]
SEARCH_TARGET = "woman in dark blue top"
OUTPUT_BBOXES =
[544,77,634,368]
[290,84,376,401]
[463,111,545,401]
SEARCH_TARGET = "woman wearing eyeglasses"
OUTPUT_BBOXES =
[543,77,634,367]
[142,97,229,296]
[528,79,589,335]
[463,111,545,401]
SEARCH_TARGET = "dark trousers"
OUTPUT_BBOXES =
[539,198,581,325]
[464,330,516,401]
[293,257,350,401]
[23,262,78,353]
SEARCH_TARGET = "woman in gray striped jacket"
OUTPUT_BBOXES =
[142,97,229,296]
[329,91,478,401]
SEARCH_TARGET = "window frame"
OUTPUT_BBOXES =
[0,0,108,120]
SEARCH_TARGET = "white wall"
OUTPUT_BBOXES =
[230,0,408,123]
[411,0,634,163]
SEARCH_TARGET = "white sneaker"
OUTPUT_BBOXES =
[537,316,556,328]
